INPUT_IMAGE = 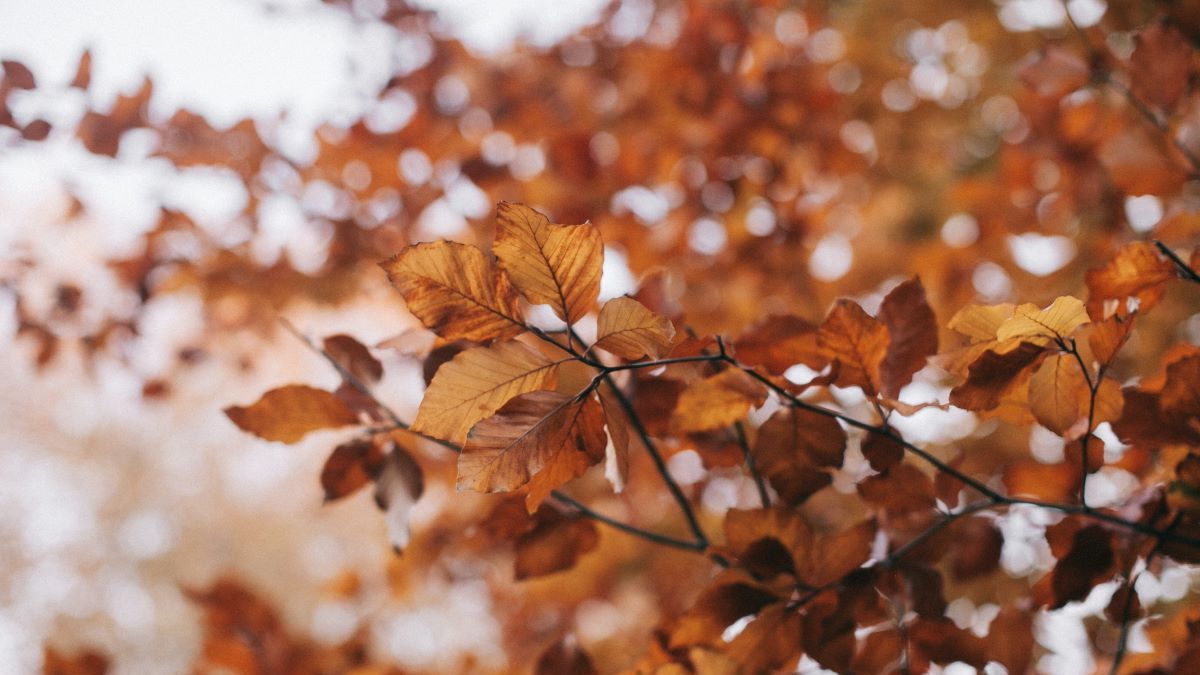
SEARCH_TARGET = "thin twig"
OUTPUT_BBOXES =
[1154,240,1200,285]
[734,421,771,507]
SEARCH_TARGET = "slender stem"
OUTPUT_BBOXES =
[1155,240,1200,285]
[603,353,725,372]
[1060,338,1098,509]
[882,501,996,568]
[734,421,771,507]
[549,491,707,552]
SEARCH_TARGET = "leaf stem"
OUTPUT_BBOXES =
[733,421,771,507]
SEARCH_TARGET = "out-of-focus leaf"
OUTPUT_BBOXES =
[534,636,598,675]
[1018,47,1089,97]
[672,368,766,433]
[878,277,938,397]
[1130,20,1193,111]
[224,385,358,443]
[373,447,424,553]
[322,334,383,384]
[733,314,824,375]
[1085,242,1174,318]
[513,509,599,580]
[412,340,560,444]
[380,241,525,342]
[724,602,803,673]
[493,202,603,324]
[43,647,109,675]
[753,407,845,505]
[458,391,605,512]
[320,438,385,502]
[818,299,890,395]
[594,296,675,359]
[668,570,780,648]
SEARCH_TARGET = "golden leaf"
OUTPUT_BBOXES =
[224,385,358,443]
[412,340,562,444]
[380,240,524,342]
[996,296,1090,344]
[493,202,603,324]
[458,391,606,512]
[594,296,676,359]
[818,299,890,395]
[673,369,768,433]
[947,303,1015,342]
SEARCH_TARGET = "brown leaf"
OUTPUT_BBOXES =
[949,342,1045,412]
[412,340,561,444]
[320,438,386,502]
[1027,353,1092,438]
[947,516,1003,581]
[1018,47,1089,97]
[733,314,824,375]
[493,202,603,324]
[753,407,845,505]
[70,50,92,90]
[458,391,606,513]
[322,334,384,384]
[1003,459,1080,501]
[1130,20,1193,111]
[2,60,36,89]
[76,78,152,156]
[669,571,780,648]
[1045,525,1115,608]
[595,296,676,359]
[514,509,599,580]
[380,240,525,342]
[598,381,637,492]
[1086,242,1175,318]
[909,617,989,670]
[43,647,109,675]
[374,446,425,553]
[672,368,767,433]
[225,385,359,443]
[819,300,890,395]
[723,602,803,673]
[858,463,936,516]
[724,508,874,587]
[861,433,906,472]
[878,277,938,397]
[1087,315,1135,366]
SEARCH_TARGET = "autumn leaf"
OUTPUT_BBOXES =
[733,314,824,375]
[949,342,1045,412]
[753,407,845,505]
[535,636,598,675]
[458,390,606,512]
[947,302,1016,342]
[320,437,385,502]
[514,509,599,579]
[322,334,383,384]
[878,277,938,397]
[1085,241,1174,318]
[493,202,603,324]
[669,571,780,648]
[594,296,676,359]
[723,602,804,673]
[724,508,875,587]
[1027,353,1093,438]
[412,340,562,444]
[672,368,767,433]
[224,385,359,443]
[598,381,637,492]
[995,296,1090,344]
[373,446,424,552]
[818,299,890,395]
[380,240,525,342]
[1130,20,1192,111]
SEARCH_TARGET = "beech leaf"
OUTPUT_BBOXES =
[878,277,938,397]
[493,202,603,324]
[380,240,525,342]
[224,385,359,443]
[594,296,676,359]
[818,299,890,395]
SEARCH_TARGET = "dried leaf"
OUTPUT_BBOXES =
[598,381,636,492]
[878,277,938,397]
[320,438,386,502]
[1130,20,1193,111]
[947,302,1015,342]
[493,202,603,324]
[595,296,676,359]
[673,369,767,433]
[753,407,845,505]
[818,300,890,395]
[381,240,525,342]
[733,314,824,375]
[458,391,606,512]
[374,447,424,553]
[669,571,780,648]
[724,602,803,673]
[949,342,1045,412]
[412,340,561,444]
[1085,242,1174,318]
[535,636,598,675]
[224,385,359,443]
[514,509,599,580]
[996,296,1090,344]
[322,334,383,384]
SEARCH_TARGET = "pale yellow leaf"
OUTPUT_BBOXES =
[380,240,524,342]
[412,341,561,444]
[493,202,603,324]
[947,303,1015,342]
[996,296,1090,344]
[595,296,676,359]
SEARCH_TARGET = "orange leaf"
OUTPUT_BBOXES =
[818,300,889,395]
[733,314,824,375]
[753,408,845,505]
[514,509,599,580]
[380,240,525,342]
[878,277,938,397]
[493,202,603,324]
[1085,242,1174,318]
[458,391,605,512]
[1130,20,1193,111]
[594,296,676,359]
[412,340,561,444]
[224,385,359,443]
[322,333,383,384]
[320,438,385,502]
[949,342,1045,412]
[672,368,767,433]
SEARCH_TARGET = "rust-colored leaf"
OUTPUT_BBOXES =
[723,602,803,673]
[412,340,560,444]
[514,509,599,580]
[594,296,676,359]
[669,571,780,648]
[672,368,767,433]
[320,438,386,502]
[949,342,1045,412]
[733,314,824,375]
[534,636,598,675]
[43,647,109,675]
[878,277,938,397]
[493,202,603,324]
[1086,242,1175,318]
[1130,20,1193,111]
[224,385,359,443]
[753,407,845,505]
[458,391,606,512]
[322,334,383,384]
[380,240,525,342]
[818,300,890,395]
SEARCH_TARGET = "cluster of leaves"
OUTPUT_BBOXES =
[11,0,1200,672]
[226,201,1200,674]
